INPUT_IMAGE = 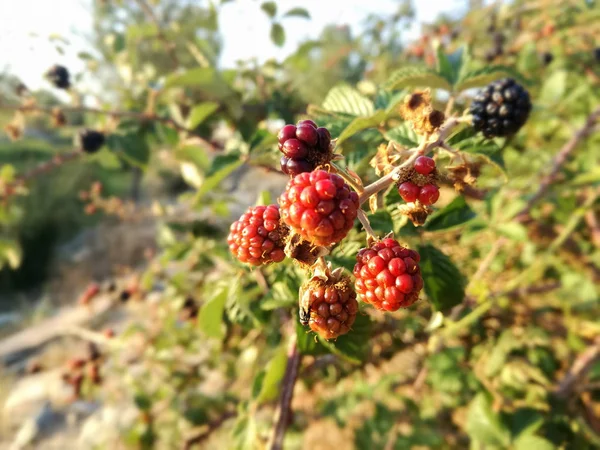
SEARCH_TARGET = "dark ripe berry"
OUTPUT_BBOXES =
[317,127,331,151]
[398,181,420,203]
[46,65,71,89]
[296,124,319,147]
[282,139,308,159]
[76,129,105,154]
[300,272,358,340]
[297,119,317,128]
[414,156,436,175]
[418,184,440,205]
[280,156,290,174]
[353,238,423,311]
[278,125,297,144]
[278,170,359,247]
[469,78,532,138]
[228,205,286,266]
[286,158,314,177]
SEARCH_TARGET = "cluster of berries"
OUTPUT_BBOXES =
[397,155,440,206]
[61,342,104,400]
[278,120,332,176]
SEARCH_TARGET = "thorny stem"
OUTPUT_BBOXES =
[358,116,464,205]
[268,334,301,450]
[515,106,600,222]
[357,209,379,241]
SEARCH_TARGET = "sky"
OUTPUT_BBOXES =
[0,0,467,91]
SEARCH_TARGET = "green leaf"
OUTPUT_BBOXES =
[514,435,555,450]
[260,2,277,18]
[384,122,419,147]
[424,196,476,231]
[509,409,544,438]
[539,70,568,105]
[496,223,528,241]
[322,85,375,117]
[466,393,511,447]
[283,7,310,19]
[435,45,468,86]
[367,210,394,235]
[180,162,204,189]
[164,67,235,101]
[385,66,452,91]
[196,154,243,201]
[187,102,219,129]
[456,65,529,92]
[417,244,466,311]
[0,239,22,269]
[336,110,387,146]
[256,345,288,403]
[198,287,228,339]
[318,313,372,364]
[106,132,150,169]
[270,23,285,47]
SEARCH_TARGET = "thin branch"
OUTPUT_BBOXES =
[134,0,179,69]
[515,106,600,222]
[555,339,600,399]
[268,334,301,450]
[357,209,378,240]
[183,411,236,450]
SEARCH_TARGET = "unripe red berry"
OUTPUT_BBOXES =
[228,205,287,266]
[414,156,436,175]
[282,139,309,159]
[300,271,358,340]
[353,239,423,311]
[296,123,319,147]
[277,122,333,176]
[278,124,297,144]
[317,127,331,151]
[286,158,314,177]
[398,181,420,203]
[418,184,440,205]
[278,170,359,247]
[297,119,318,128]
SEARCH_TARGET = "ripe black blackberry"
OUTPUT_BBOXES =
[46,65,71,89]
[470,78,531,138]
[75,129,105,153]
[278,120,332,177]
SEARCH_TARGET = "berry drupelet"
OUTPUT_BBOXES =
[353,238,423,311]
[76,129,105,154]
[299,270,358,340]
[46,65,71,89]
[278,170,359,247]
[470,78,532,138]
[228,205,286,266]
[278,120,332,176]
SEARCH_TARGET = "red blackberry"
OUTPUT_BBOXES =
[353,238,423,311]
[278,170,359,247]
[46,65,71,89]
[414,156,436,175]
[299,270,358,340]
[418,184,439,205]
[277,121,333,176]
[228,205,286,266]
[470,78,531,138]
[75,129,105,154]
[398,181,420,203]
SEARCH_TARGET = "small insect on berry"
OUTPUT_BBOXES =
[354,238,423,311]
[414,156,436,175]
[75,129,105,154]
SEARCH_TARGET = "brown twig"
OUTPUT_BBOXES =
[515,106,600,222]
[555,339,600,400]
[268,334,301,450]
[182,411,236,450]
[134,0,179,69]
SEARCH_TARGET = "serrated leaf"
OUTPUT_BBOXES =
[322,85,375,117]
[514,435,555,450]
[417,244,466,311]
[270,23,285,47]
[424,196,476,231]
[466,393,511,447]
[283,7,310,19]
[198,287,228,339]
[187,102,219,128]
[336,110,387,146]
[260,1,277,18]
[456,65,529,92]
[435,45,468,86]
[384,122,419,147]
[385,66,451,91]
